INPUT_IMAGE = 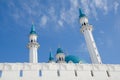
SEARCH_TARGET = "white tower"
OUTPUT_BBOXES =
[79,9,102,64]
[28,24,40,63]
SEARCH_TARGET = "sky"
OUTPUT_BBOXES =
[0,0,120,64]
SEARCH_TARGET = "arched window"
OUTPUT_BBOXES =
[31,40,33,42]
[59,57,61,61]
[84,23,86,25]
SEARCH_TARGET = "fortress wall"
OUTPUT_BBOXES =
[0,63,119,80]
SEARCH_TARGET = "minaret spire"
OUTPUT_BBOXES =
[79,8,102,64]
[28,23,40,63]
[30,23,36,34]
[48,50,54,63]
[79,8,86,18]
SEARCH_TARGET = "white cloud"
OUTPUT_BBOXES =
[114,1,119,14]
[48,6,57,22]
[80,0,90,16]
[70,0,79,8]
[93,0,108,14]
[6,0,120,30]
[40,15,48,26]
[58,20,63,27]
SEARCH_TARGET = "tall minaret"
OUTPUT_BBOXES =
[28,23,40,63]
[79,8,102,64]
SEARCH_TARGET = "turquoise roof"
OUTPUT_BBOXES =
[56,48,64,54]
[65,55,81,63]
[30,24,36,34]
[49,51,54,61]
[79,8,86,18]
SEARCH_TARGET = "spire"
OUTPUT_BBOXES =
[49,51,54,61]
[79,8,86,18]
[30,23,36,34]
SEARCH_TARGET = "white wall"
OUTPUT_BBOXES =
[0,63,120,80]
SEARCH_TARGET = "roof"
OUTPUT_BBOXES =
[56,48,64,54]
[65,55,81,63]
[79,8,86,18]
[30,24,36,34]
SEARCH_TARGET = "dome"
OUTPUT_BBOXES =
[65,55,80,63]
[56,48,64,54]
[65,55,83,63]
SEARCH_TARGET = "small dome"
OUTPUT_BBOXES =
[56,48,64,54]
[65,55,81,63]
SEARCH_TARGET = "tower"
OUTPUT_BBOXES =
[48,51,54,63]
[27,23,40,63]
[56,48,65,63]
[79,8,102,64]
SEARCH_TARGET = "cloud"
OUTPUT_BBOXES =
[5,0,120,30]
[80,0,90,16]
[93,0,108,13]
[48,6,57,22]
[40,15,48,26]
[114,1,119,14]
[58,20,63,27]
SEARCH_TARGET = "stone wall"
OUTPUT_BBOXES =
[0,63,120,80]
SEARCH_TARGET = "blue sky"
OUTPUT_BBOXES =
[0,0,120,64]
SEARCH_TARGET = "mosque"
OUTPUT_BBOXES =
[29,23,84,64]
[28,9,102,64]
[0,9,120,80]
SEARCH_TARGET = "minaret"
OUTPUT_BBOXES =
[79,8,102,64]
[27,23,40,63]
[48,51,54,63]
[56,48,65,63]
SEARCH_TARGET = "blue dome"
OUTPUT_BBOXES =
[56,48,64,54]
[65,55,81,63]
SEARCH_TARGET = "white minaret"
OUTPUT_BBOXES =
[27,24,40,63]
[79,9,102,64]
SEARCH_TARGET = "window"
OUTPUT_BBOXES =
[20,70,23,77]
[57,70,60,76]
[74,70,77,77]
[31,40,33,42]
[0,70,2,77]
[59,57,61,61]
[84,23,86,25]
[106,70,110,77]
[91,70,94,77]
[39,70,42,76]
